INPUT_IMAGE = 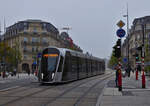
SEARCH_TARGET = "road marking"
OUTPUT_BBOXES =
[0,86,19,92]
[125,88,150,91]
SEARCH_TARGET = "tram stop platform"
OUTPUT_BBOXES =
[98,72,150,106]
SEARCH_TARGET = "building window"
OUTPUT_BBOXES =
[24,55,27,59]
[32,37,39,43]
[24,22,28,31]
[23,46,27,52]
[24,37,28,43]
[42,38,48,43]
[32,47,35,52]
[33,27,37,33]
[32,46,37,52]
[36,47,38,52]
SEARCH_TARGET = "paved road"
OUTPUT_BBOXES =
[0,72,113,106]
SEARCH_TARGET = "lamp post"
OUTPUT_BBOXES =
[141,23,146,88]
[123,3,129,68]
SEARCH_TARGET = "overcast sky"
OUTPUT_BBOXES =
[0,0,150,59]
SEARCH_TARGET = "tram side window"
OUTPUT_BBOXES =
[57,56,64,72]
[62,52,71,81]
[71,56,78,73]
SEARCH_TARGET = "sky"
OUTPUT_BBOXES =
[0,0,150,59]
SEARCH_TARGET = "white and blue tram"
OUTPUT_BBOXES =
[38,47,105,83]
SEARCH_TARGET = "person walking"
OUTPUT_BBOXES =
[115,66,119,87]
[13,68,17,76]
[127,65,132,77]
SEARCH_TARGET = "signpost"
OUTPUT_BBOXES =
[116,20,126,91]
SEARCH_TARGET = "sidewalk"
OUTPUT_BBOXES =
[99,73,150,106]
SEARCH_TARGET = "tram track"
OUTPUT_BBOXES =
[43,73,113,106]
[73,75,112,106]
[0,85,55,106]
[0,72,113,106]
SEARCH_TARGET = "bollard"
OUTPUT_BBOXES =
[136,69,138,80]
[142,72,145,88]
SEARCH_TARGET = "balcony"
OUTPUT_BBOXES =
[21,41,49,46]
[23,49,40,55]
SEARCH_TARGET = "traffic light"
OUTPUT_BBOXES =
[135,54,139,61]
[113,45,117,57]
[113,39,121,58]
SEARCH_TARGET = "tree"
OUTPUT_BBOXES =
[13,41,22,70]
[0,41,22,72]
[108,52,118,69]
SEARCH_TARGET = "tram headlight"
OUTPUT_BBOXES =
[52,73,54,79]
[41,73,43,79]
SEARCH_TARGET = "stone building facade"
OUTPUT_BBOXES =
[122,16,150,68]
[3,19,82,72]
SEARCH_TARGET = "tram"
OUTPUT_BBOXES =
[38,47,105,83]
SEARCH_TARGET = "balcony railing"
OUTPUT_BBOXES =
[21,41,49,46]
[23,49,40,55]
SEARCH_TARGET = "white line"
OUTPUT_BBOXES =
[0,86,19,92]
[125,88,150,91]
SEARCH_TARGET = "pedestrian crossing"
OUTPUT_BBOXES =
[0,73,38,84]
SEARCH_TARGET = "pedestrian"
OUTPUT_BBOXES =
[115,66,119,87]
[27,68,30,76]
[13,68,17,76]
[127,65,132,77]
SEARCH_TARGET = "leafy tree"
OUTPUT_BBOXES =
[0,41,22,72]
[108,52,118,69]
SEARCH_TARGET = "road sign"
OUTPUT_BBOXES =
[37,53,42,58]
[123,58,127,63]
[117,20,125,28]
[116,28,126,38]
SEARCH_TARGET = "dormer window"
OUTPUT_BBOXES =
[33,27,37,33]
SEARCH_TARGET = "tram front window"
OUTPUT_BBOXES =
[42,54,58,72]
[47,56,57,72]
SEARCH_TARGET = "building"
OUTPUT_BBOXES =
[3,19,82,72]
[122,16,150,68]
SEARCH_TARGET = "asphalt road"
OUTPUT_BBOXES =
[0,72,113,106]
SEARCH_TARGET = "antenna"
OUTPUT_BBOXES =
[61,27,72,33]
[4,17,6,33]
[0,21,1,36]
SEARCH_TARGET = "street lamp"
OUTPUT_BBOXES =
[123,3,130,68]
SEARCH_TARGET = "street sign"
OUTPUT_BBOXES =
[33,61,37,65]
[117,20,125,28]
[37,53,42,58]
[116,28,126,38]
[123,58,127,63]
